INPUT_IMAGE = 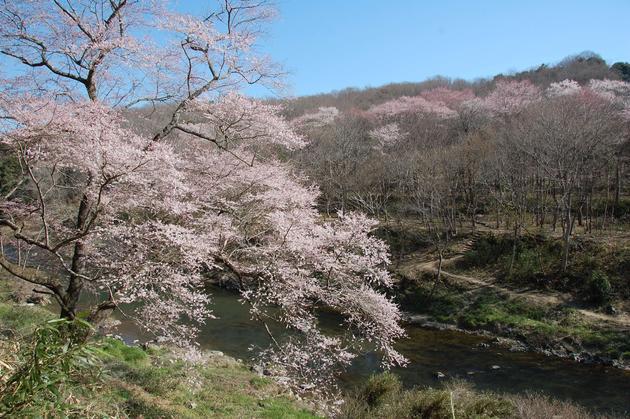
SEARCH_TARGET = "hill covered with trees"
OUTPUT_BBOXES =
[281,52,630,381]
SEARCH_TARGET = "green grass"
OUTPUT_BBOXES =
[398,279,630,361]
[99,351,320,418]
[0,299,55,336]
[340,374,515,419]
[456,233,630,303]
[0,278,320,418]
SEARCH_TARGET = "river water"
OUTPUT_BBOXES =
[113,285,630,415]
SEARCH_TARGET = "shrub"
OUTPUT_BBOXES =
[508,393,600,419]
[100,338,148,366]
[357,372,402,408]
[0,148,21,198]
[0,318,98,417]
[461,234,504,268]
[341,377,516,418]
[586,270,612,305]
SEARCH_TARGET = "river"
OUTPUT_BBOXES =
[113,285,630,415]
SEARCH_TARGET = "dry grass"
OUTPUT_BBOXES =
[339,375,614,419]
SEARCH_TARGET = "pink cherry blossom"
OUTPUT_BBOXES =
[482,79,542,115]
[0,0,407,390]
[368,95,457,118]
[546,79,582,97]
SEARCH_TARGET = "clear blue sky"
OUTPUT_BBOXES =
[246,0,630,97]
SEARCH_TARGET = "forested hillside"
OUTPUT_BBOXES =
[281,52,627,115]
[277,54,630,380]
[286,53,630,274]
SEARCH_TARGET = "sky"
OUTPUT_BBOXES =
[239,0,630,97]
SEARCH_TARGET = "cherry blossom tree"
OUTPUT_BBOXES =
[420,87,475,109]
[0,0,406,389]
[482,79,541,115]
[291,106,340,129]
[368,95,457,118]
[368,122,404,150]
[589,79,630,117]
[546,79,582,97]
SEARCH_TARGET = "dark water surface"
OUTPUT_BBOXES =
[115,286,629,415]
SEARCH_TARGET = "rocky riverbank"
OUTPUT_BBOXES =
[402,311,630,371]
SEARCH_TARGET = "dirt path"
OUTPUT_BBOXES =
[399,250,630,330]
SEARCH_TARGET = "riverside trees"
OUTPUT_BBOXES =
[0,0,406,388]
[295,77,630,273]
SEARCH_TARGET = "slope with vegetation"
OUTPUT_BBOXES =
[282,54,630,370]
[340,373,617,419]
[391,224,630,368]
[1,0,629,413]
[0,275,320,418]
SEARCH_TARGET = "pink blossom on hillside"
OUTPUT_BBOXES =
[369,123,404,149]
[546,79,582,97]
[483,79,541,115]
[368,95,456,118]
[420,87,476,108]
[291,106,340,129]
[588,79,630,119]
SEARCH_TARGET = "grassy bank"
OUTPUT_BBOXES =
[399,278,630,363]
[394,227,630,366]
[0,278,319,418]
[1,274,626,418]
[340,373,613,419]
[456,233,630,303]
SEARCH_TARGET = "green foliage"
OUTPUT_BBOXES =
[375,225,433,257]
[460,234,561,285]
[398,273,466,322]
[0,147,21,197]
[398,277,630,361]
[249,375,272,389]
[357,372,402,408]
[99,337,148,366]
[340,376,514,419]
[611,61,630,82]
[461,233,504,267]
[97,339,320,418]
[458,292,548,330]
[586,270,612,305]
[0,318,98,417]
[458,233,627,303]
[0,300,54,337]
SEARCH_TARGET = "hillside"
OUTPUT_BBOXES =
[280,52,628,117]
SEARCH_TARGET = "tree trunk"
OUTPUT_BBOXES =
[561,193,572,272]
[60,192,90,319]
[614,157,621,217]
[509,224,518,277]
[427,251,443,304]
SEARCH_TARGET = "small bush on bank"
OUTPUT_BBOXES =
[0,318,98,417]
[357,372,402,408]
[586,270,612,305]
[340,377,514,419]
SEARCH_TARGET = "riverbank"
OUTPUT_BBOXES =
[0,277,320,418]
[340,373,616,419]
[391,225,630,371]
[2,275,629,417]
